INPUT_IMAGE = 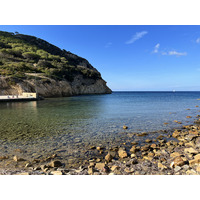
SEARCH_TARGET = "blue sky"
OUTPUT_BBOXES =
[0,25,200,91]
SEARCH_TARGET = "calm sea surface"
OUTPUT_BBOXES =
[0,91,200,165]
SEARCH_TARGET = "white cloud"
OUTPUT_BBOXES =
[168,51,187,56]
[125,31,148,44]
[153,43,160,53]
[196,38,200,43]
[105,42,112,48]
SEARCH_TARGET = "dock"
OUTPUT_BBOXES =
[0,92,39,102]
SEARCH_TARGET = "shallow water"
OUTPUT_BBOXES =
[0,91,200,166]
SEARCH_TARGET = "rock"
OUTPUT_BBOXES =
[186,116,192,118]
[130,146,136,153]
[194,154,200,160]
[95,163,105,171]
[196,166,200,172]
[40,164,48,170]
[137,132,148,136]
[158,162,167,169]
[16,172,30,175]
[171,156,185,168]
[131,154,136,158]
[141,145,150,151]
[185,142,195,147]
[51,171,63,175]
[13,156,25,162]
[25,163,32,168]
[189,158,200,166]
[164,123,169,125]
[150,144,157,149]
[145,139,152,143]
[111,165,119,171]
[186,169,197,175]
[184,147,198,154]
[105,153,112,162]
[90,146,96,149]
[124,168,134,173]
[49,160,62,168]
[174,166,181,172]
[118,148,128,158]
[182,165,189,170]
[123,125,128,129]
[170,152,181,158]
[88,168,94,175]
[131,158,138,165]
[157,135,164,140]
[96,158,101,162]
[96,146,103,151]
[195,137,200,147]
[172,130,180,138]
[0,155,9,160]
[88,162,95,168]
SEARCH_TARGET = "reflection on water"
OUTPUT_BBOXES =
[0,92,200,166]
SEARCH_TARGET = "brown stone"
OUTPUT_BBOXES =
[150,143,157,149]
[111,165,119,171]
[137,132,147,136]
[95,163,105,171]
[49,160,62,168]
[145,139,152,143]
[130,146,136,153]
[118,148,128,158]
[194,154,200,160]
[172,130,180,138]
[189,158,200,166]
[0,156,9,160]
[171,156,185,168]
[88,168,94,175]
[186,116,192,118]
[96,146,103,151]
[184,147,198,154]
[13,156,25,162]
[123,125,128,129]
[158,162,167,169]
[51,171,63,175]
[196,166,200,172]
[105,153,112,162]
[170,152,181,158]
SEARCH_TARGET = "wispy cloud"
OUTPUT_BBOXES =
[105,42,112,48]
[196,38,200,43]
[153,43,160,53]
[125,31,148,44]
[168,51,187,56]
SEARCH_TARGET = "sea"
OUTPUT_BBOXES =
[0,91,200,166]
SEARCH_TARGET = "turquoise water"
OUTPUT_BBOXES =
[0,91,200,165]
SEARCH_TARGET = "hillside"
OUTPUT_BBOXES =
[0,31,112,97]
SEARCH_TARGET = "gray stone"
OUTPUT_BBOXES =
[174,166,181,172]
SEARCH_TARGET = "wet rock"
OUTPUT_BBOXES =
[184,147,198,154]
[51,171,63,175]
[164,123,169,125]
[118,148,128,158]
[95,163,105,171]
[13,156,25,162]
[96,158,101,162]
[131,154,136,158]
[49,160,62,168]
[172,130,180,138]
[157,135,164,140]
[90,146,96,150]
[150,144,157,149]
[186,116,192,118]
[105,153,112,162]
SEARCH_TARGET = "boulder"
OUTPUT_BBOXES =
[170,152,181,158]
[13,156,25,162]
[51,171,63,175]
[170,156,185,168]
[123,125,128,129]
[158,162,167,169]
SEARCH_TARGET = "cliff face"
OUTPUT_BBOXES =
[0,75,112,97]
[0,31,112,97]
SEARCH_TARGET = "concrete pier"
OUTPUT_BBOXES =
[0,93,38,102]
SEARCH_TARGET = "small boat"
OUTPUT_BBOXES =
[173,90,176,93]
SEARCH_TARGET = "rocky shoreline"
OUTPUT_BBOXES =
[1,116,200,175]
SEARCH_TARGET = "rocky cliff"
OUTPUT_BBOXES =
[0,31,112,97]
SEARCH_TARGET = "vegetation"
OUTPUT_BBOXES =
[0,31,101,82]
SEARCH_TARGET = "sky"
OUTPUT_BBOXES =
[0,25,200,91]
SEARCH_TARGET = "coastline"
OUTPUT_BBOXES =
[0,115,200,175]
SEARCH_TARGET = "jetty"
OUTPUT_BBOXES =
[0,92,39,102]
